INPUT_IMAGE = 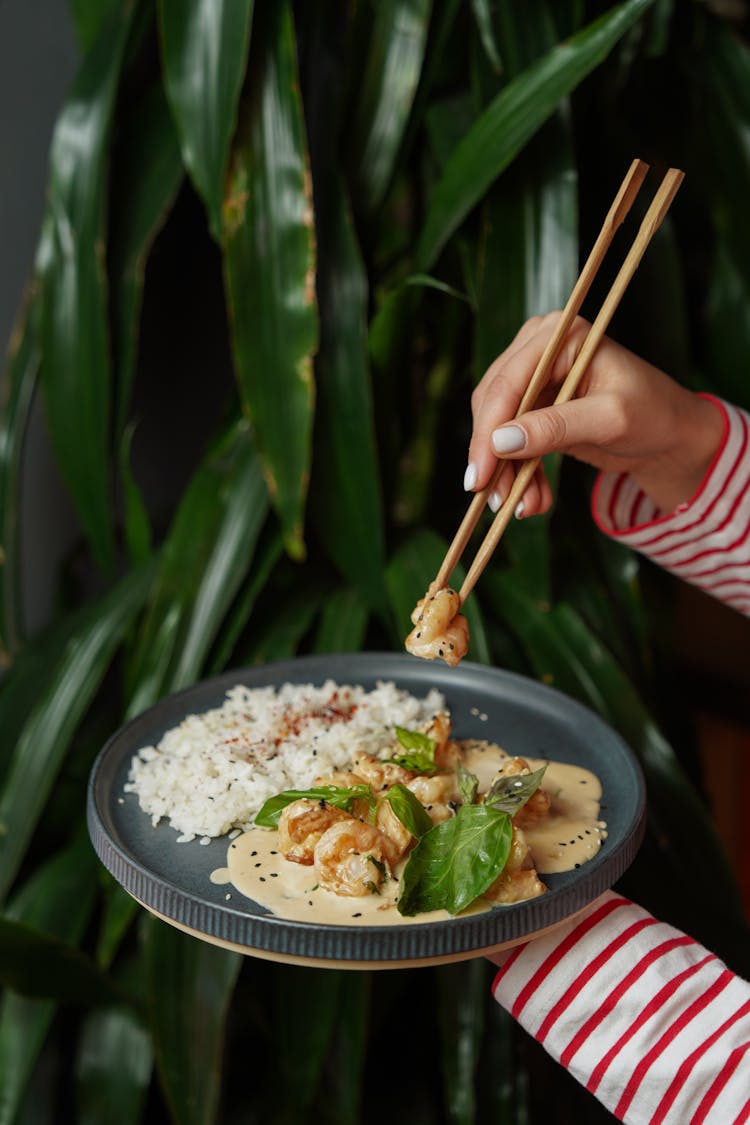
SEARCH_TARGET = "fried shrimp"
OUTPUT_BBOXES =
[490,755,551,826]
[351,751,413,792]
[406,773,457,824]
[404,587,469,667]
[277,798,353,865]
[483,825,546,904]
[313,819,400,896]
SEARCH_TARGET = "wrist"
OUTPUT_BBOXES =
[631,393,726,513]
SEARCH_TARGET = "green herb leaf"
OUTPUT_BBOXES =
[254,785,374,828]
[389,726,437,773]
[484,766,547,815]
[382,784,432,839]
[457,761,479,806]
[397,805,512,916]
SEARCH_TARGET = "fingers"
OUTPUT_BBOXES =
[491,395,626,462]
[485,462,553,520]
[467,313,590,489]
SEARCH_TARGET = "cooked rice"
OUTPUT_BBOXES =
[125,679,445,842]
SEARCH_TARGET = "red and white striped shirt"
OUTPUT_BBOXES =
[490,397,750,1123]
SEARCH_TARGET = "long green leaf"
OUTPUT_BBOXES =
[75,1007,152,1125]
[67,0,122,51]
[37,6,137,572]
[417,0,655,269]
[0,836,99,1124]
[0,560,156,900]
[223,0,317,561]
[436,960,487,1125]
[158,0,254,241]
[347,0,433,214]
[0,918,124,1005]
[311,179,388,614]
[126,419,268,714]
[110,81,185,440]
[0,294,40,661]
[145,920,241,1125]
[273,965,341,1119]
[313,588,369,654]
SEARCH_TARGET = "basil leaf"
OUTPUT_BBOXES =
[457,760,479,806]
[397,805,512,916]
[389,726,437,773]
[484,765,547,815]
[254,784,374,828]
[382,783,432,839]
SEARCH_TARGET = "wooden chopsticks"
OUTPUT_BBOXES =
[433,159,685,606]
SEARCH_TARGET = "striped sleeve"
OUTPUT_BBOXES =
[490,892,750,1124]
[591,396,750,616]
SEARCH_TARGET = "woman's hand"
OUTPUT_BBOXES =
[466,312,725,517]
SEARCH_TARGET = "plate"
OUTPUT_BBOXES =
[87,652,645,969]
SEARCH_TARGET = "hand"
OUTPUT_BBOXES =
[465,312,725,516]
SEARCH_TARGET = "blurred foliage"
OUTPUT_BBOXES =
[2,0,750,1120]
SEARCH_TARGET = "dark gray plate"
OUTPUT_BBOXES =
[87,653,645,969]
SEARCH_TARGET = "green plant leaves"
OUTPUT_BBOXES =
[347,0,433,215]
[37,6,137,572]
[0,295,40,661]
[75,1007,152,1125]
[0,561,155,901]
[398,803,512,915]
[125,419,268,713]
[158,0,254,242]
[144,921,241,1125]
[223,0,317,561]
[417,0,655,269]
[311,181,388,615]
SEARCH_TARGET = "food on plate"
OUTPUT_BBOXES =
[125,676,605,926]
[125,679,444,842]
[211,715,606,924]
[404,586,469,666]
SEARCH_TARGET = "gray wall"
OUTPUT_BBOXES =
[1,0,80,633]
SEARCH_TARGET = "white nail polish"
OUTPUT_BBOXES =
[492,425,526,455]
[515,501,525,520]
[488,491,503,513]
[463,462,478,490]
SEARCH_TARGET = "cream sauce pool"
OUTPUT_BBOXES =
[210,742,606,926]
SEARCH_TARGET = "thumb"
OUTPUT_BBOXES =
[491,399,605,459]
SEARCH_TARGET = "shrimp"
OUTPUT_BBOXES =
[490,756,551,826]
[375,796,414,861]
[277,798,353,865]
[406,773,457,824]
[313,771,372,818]
[404,586,469,667]
[351,751,413,792]
[419,711,463,771]
[483,826,546,904]
[314,819,400,897]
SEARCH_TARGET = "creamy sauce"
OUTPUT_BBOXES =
[210,742,606,925]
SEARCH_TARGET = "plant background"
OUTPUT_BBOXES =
[2,0,750,1121]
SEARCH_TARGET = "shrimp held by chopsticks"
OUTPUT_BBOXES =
[404,586,469,667]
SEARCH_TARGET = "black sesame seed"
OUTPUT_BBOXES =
[260,876,266,882]
[352,912,362,918]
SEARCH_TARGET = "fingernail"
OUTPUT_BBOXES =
[515,501,525,520]
[463,462,478,491]
[492,425,526,455]
[488,491,503,513]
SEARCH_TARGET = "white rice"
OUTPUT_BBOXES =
[125,679,446,842]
